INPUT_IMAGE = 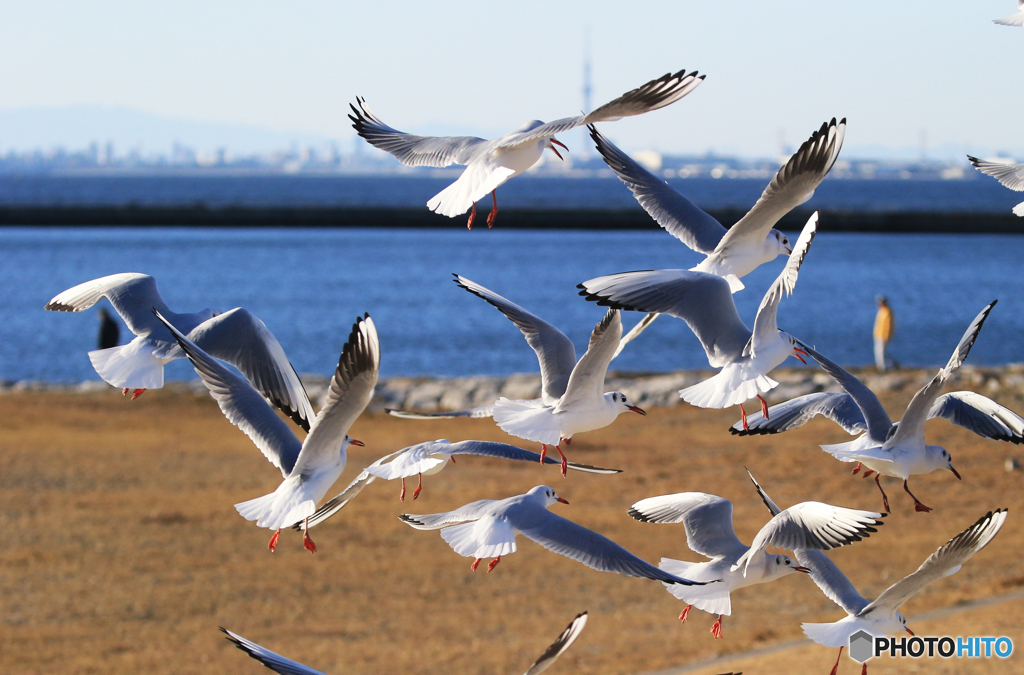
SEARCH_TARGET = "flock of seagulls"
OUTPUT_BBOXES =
[42,48,1021,675]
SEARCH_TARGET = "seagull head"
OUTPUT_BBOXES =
[344,434,364,448]
[545,138,568,161]
[530,485,569,507]
[928,446,960,479]
[771,555,811,579]
[771,229,793,256]
[899,613,913,636]
[608,392,646,416]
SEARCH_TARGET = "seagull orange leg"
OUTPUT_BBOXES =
[122,388,130,396]
[904,480,933,512]
[862,468,874,478]
[710,615,723,639]
[412,473,422,500]
[130,388,146,400]
[757,394,769,419]
[487,556,501,572]
[830,647,844,675]
[875,474,890,513]
[740,403,749,431]
[852,462,862,475]
[400,477,406,502]
[471,558,481,571]
[564,437,571,446]
[486,191,498,228]
[678,605,691,623]
[267,529,281,553]
[555,442,567,478]
[466,202,477,230]
[302,518,317,554]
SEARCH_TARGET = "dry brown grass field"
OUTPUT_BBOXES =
[2,374,1023,674]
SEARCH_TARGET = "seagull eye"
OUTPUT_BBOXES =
[785,559,790,565]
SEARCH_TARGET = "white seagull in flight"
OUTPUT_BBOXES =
[157,311,379,554]
[968,155,1024,215]
[400,485,707,583]
[628,476,883,640]
[45,273,314,429]
[993,1,1024,25]
[735,302,996,514]
[349,68,704,228]
[579,212,817,428]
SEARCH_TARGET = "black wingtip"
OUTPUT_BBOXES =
[627,506,654,523]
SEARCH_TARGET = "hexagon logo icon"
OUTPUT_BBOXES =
[849,630,875,663]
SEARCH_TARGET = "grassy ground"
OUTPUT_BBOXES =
[1,378,1022,675]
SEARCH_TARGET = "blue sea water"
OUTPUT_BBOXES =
[0,173,1020,213]
[2,226,1022,384]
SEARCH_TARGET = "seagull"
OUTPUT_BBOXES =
[967,155,1024,215]
[293,437,622,537]
[578,212,817,428]
[290,439,619,534]
[993,1,1024,25]
[628,478,884,639]
[747,473,1007,675]
[590,118,844,294]
[349,68,704,229]
[221,611,589,675]
[45,273,314,429]
[399,485,707,583]
[156,311,379,553]
[737,302,996,514]
[443,275,645,476]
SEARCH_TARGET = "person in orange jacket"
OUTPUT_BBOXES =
[873,296,894,371]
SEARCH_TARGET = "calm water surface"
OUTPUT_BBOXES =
[2,227,1022,383]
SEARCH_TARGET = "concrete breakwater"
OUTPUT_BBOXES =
[6,365,1024,413]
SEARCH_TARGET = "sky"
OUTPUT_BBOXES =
[1,1,1022,159]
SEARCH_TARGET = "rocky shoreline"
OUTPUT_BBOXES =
[6,364,1024,412]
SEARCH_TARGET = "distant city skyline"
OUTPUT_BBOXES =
[1,2,1022,161]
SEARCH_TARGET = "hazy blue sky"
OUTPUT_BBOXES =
[1,1,1021,158]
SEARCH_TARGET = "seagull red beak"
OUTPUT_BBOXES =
[793,347,808,364]
[628,405,646,416]
[348,438,365,447]
[951,465,962,480]
[556,497,569,504]
[794,566,811,574]
[549,138,567,161]
[906,628,915,636]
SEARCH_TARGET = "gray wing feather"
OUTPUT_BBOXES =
[590,125,725,253]
[497,69,704,149]
[751,212,816,348]
[888,301,996,448]
[795,548,870,616]
[746,470,783,517]
[293,315,380,475]
[398,500,496,530]
[154,310,302,476]
[716,118,845,254]
[45,273,173,337]
[523,613,588,675]
[349,97,487,167]
[221,628,328,675]
[861,510,1007,616]
[744,503,884,566]
[554,309,621,412]
[513,508,706,585]
[455,274,576,401]
[184,308,315,432]
[578,269,749,367]
[386,403,498,419]
[730,392,867,436]
[968,156,1024,190]
[930,392,1024,444]
[448,440,621,474]
[628,492,747,559]
[804,346,893,444]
